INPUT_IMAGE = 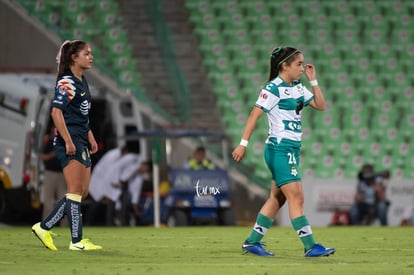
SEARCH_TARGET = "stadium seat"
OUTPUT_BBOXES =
[184,0,413,180]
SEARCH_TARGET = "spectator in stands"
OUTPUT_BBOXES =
[38,125,67,227]
[184,146,214,170]
[232,46,335,257]
[349,164,390,226]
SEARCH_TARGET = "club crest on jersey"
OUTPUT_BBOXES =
[297,85,304,95]
[291,166,298,176]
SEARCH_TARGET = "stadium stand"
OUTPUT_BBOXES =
[16,0,179,125]
[186,0,414,180]
[16,0,414,181]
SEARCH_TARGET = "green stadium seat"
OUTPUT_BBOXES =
[254,163,271,181]
[203,55,230,73]
[240,1,266,16]
[195,27,222,45]
[180,0,414,180]
[222,110,247,128]
[192,12,220,30]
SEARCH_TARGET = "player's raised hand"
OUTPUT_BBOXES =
[305,64,317,81]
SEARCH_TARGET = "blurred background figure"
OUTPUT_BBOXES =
[87,146,130,226]
[117,160,153,226]
[400,203,414,226]
[38,124,67,226]
[87,146,148,226]
[350,164,390,226]
[184,146,214,170]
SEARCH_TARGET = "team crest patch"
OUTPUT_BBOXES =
[291,166,298,176]
[57,77,76,101]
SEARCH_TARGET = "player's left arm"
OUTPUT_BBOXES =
[88,129,98,154]
[305,64,326,111]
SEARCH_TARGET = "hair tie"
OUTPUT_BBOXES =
[271,46,283,58]
[55,40,71,69]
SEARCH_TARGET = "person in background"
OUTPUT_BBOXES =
[400,203,414,226]
[184,146,214,170]
[117,160,153,225]
[38,125,67,227]
[87,146,129,226]
[232,46,335,257]
[31,40,102,251]
[349,164,390,226]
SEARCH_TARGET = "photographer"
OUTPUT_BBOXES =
[350,164,390,226]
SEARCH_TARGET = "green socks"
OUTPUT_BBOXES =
[291,215,315,250]
[245,214,316,250]
[246,213,274,244]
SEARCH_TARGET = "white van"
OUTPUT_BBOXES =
[0,73,147,224]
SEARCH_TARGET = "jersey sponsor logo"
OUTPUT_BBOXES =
[284,120,302,132]
[80,100,89,115]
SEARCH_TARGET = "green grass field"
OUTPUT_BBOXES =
[0,226,413,275]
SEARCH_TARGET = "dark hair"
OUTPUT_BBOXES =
[56,40,87,78]
[268,46,301,81]
[195,146,206,153]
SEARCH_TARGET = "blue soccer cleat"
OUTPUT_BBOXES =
[304,243,335,257]
[242,242,275,257]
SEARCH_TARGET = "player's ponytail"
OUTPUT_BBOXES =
[268,46,301,81]
[56,40,87,78]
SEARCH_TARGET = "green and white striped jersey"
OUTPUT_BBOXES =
[255,76,314,145]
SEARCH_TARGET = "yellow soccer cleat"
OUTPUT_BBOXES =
[31,222,58,251]
[69,239,103,251]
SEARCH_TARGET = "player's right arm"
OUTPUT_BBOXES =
[232,106,264,163]
[51,107,76,155]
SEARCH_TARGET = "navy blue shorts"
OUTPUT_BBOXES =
[54,143,91,168]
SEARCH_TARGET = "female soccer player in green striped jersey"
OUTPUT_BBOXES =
[232,46,335,257]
